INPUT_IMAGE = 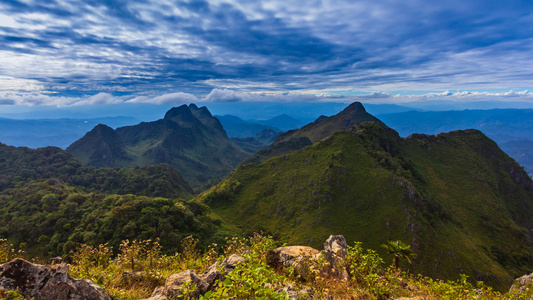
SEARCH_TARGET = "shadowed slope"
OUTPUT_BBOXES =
[68,104,249,188]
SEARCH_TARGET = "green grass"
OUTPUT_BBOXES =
[196,124,533,291]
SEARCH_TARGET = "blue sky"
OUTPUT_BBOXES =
[1,0,533,108]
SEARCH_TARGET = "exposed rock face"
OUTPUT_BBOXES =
[145,254,245,299]
[319,235,350,280]
[0,258,111,300]
[147,236,349,299]
[268,235,349,281]
[510,272,533,294]
[272,246,320,269]
[323,235,347,258]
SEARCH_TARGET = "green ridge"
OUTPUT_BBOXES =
[196,116,533,291]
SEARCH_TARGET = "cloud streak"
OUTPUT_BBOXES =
[2,89,533,108]
[0,0,533,102]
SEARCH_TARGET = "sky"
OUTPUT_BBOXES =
[1,0,533,109]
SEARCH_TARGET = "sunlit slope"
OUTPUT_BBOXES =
[197,123,533,290]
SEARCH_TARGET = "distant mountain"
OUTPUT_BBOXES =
[230,128,283,154]
[253,128,281,144]
[275,102,386,144]
[253,114,305,131]
[67,104,249,188]
[378,109,533,175]
[215,115,279,138]
[198,103,533,291]
[246,102,385,164]
[0,116,139,149]
[501,140,533,174]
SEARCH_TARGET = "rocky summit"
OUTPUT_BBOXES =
[67,104,249,188]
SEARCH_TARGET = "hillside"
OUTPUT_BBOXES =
[197,105,533,290]
[378,109,533,175]
[0,143,193,199]
[67,104,250,188]
[0,179,221,258]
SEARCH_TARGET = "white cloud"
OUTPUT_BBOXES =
[127,92,199,104]
[72,93,119,106]
[204,89,243,102]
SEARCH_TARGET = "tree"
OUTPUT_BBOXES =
[381,240,417,270]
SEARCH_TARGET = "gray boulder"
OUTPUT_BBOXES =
[0,258,111,300]
[317,235,349,280]
[271,246,319,269]
[145,254,245,299]
[510,272,533,294]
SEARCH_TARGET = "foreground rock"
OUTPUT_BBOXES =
[148,235,349,299]
[510,272,533,294]
[145,254,245,300]
[0,258,111,300]
[270,246,319,271]
[269,235,349,281]
[318,235,349,280]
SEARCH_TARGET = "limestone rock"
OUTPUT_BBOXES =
[269,235,349,281]
[272,246,319,268]
[323,235,347,258]
[146,254,245,299]
[165,269,208,298]
[0,258,111,300]
[316,235,349,281]
[510,272,533,294]
[220,254,245,272]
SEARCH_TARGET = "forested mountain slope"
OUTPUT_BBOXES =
[197,105,533,291]
[67,104,249,188]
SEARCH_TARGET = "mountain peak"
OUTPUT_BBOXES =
[274,101,385,145]
[164,105,195,124]
[68,104,248,187]
[342,101,367,113]
[74,123,118,142]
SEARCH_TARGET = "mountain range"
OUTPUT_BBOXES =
[197,102,533,290]
[0,116,138,149]
[66,104,249,188]
[1,101,532,292]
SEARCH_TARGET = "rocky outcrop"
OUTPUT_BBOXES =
[269,235,349,281]
[147,235,349,299]
[0,258,111,300]
[271,246,319,269]
[510,272,533,294]
[145,254,245,300]
[319,235,350,280]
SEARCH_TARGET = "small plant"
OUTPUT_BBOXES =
[381,240,416,270]
[0,288,28,300]
[211,257,289,299]
[0,239,23,264]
